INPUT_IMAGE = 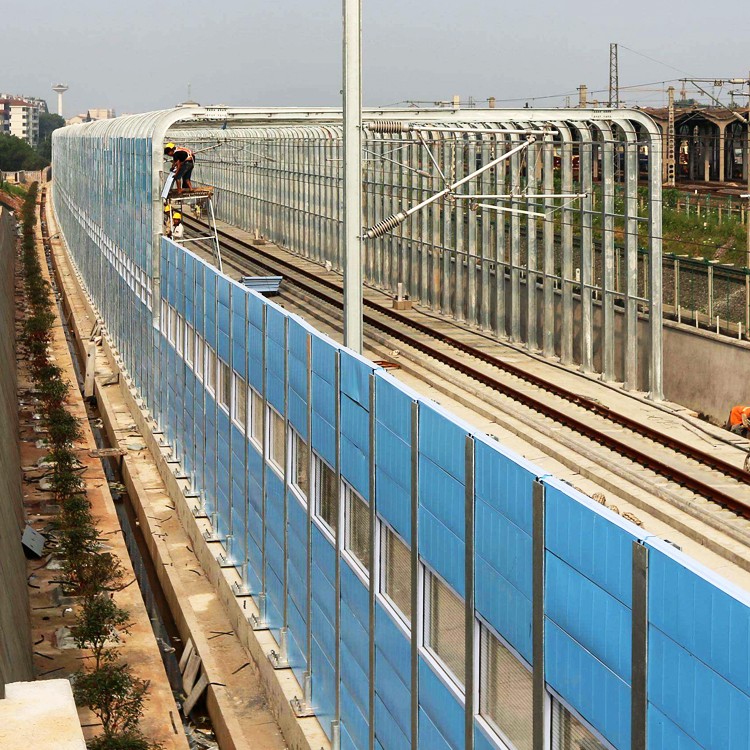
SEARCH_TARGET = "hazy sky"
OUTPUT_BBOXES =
[4,0,750,117]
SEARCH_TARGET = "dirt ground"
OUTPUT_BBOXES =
[18,193,187,749]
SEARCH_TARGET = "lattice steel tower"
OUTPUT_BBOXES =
[609,43,619,108]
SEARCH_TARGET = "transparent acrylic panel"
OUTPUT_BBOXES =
[346,487,370,572]
[382,525,411,621]
[480,627,533,750]
[426,571,465,686]
[551,698,610,750]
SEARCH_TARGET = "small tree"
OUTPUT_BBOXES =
[47,408,82,447]
[73,663,156,745]
[87,731,161,750]
[74,551,126,597]
[72,593,131,670]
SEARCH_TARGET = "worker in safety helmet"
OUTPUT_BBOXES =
[164,142,195,194]
[726,404,750,436]
[163,204,172,230]
[169,212,184,243]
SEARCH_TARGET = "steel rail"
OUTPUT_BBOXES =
[185,215,750,516]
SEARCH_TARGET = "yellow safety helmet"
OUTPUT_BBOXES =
[172,212,182,221]
[165,142,175,150]
[163,205,171,213]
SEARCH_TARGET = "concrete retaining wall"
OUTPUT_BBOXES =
[0,207,33,687]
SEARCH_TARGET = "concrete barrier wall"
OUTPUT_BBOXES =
[0,208,33,686]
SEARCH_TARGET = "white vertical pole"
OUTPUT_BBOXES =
[343,0,363,353]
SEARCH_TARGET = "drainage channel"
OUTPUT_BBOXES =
[40,209,219,749]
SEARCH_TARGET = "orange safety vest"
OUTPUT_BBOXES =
[729,405,750,426]
[174,145,194,161]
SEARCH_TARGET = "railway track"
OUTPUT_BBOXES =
[184,215,750,520]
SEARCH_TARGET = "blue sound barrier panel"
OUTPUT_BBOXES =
[475,495,532,599]
[418,660,463,750]
[475,554,532,665]
[266,300,286,344]
[375,472,409,547]
[341,681,368,750]
[312,369,336,425]
[545,619,630,750]
[217,276,231,359]
[246,537,262,594]
[375,604,411,688]
[265,563,284,634]
[419,455,465,597]
[341,432,368,501]
[266,340,285,414]
[647,541,750,698]
[545,553,632,682]
[230,286,247,378]
[311,354,336,466]
[375,421,411,541]
[175,252,185,311]
[341,637,369,727]
[311,597,336,676]
[247,292,264,329]
[419,403,466,483]
[312,332,338,385]
[204,276,217,350]
[312,416,336,470]
[287,497,307,601]
[184,256,195,324]
[474,434,536,535]
[648,625,750,750]
[194,261,205,326]
[340,350,373,406]
[418,707,455,750]
[340,586,369,720]
[340,723,361,750]
[545,478,641,607]
[288,316,309,364]
[374,372,413,440]
[419,508,464,599]
[311,524,336,611]
[648,705,705,750]
[375,695,410,749]
[247,323,263,392]
[266,305,286,412]
[247,479,262,542]
[375,649,410,735]
[286,599,307,682]
[287,321,309,436]
[311,639,335,738]
[288,389,307,439]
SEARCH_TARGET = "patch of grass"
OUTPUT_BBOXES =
[0,180,26,198]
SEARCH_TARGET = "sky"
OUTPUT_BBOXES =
[4,0,750,118]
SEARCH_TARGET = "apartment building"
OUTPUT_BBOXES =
[0,99,40,146]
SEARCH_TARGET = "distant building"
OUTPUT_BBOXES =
[0,93,48,115]
[0,98,40,146]
[66,108,116,126]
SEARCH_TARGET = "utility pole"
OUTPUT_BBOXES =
[666,86,676,187]
[342,0,363,353]
[609,43,619,108]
